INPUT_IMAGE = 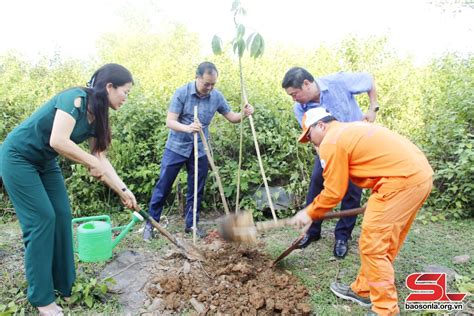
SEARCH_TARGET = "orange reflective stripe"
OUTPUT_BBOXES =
[368,279,394,287]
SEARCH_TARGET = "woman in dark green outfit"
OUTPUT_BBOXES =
[0,64,138,316]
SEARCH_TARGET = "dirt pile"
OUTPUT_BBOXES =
[146,231,311,315]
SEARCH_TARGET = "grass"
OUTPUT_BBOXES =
[265,217,474,315]
[0,212,473,315]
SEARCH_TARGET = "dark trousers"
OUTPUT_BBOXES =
[306,155,362,241]
[148,148,209,228]
[0,142,75,306]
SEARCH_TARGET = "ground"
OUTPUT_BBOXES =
[144,235,311,315]
[0,210,473,315]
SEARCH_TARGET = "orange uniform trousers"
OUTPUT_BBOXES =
[350,177,433,315]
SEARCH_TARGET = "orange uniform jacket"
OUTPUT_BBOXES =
[307,121,433,220]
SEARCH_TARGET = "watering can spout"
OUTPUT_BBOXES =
[111,211,144,249]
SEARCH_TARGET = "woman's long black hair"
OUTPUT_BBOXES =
[85,63,133,153]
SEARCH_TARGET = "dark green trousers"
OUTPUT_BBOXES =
[0,142,75,306]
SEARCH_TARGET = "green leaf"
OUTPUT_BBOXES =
[104,278,117,284]
[246,32,256,48]
[9,305,18,313]
[250,33,265,58]
[211,35,223,55]
[100,284,108,294]
[231,0,240,12]
[84,286,90,298]
[85,296,93,308]
[233,38,246,58]
[70,293,80,304]
[8,288,18,294]
[236,24,245,39]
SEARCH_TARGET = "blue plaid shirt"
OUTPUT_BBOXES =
[165,82,231,158]
[294,72,372,126]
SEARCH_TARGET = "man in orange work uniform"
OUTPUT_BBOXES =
[290,107,433,315]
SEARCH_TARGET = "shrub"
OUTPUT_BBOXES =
[1,29,472,220]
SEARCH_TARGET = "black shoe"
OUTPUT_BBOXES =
[297,232,321,249]
[330,282,372,307]
[334,239,349,258]
[185,227,207,238]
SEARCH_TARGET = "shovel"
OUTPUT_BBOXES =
[217,206,366,245]
[271,234,306,267]
[138,210,205,261]
[271,205,367,266]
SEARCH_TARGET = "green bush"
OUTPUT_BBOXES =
[417,55,474,219]
[0,27,472,220]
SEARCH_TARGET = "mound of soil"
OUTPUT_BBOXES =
[145,231,311,315]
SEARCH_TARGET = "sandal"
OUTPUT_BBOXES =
[38,303,63,316]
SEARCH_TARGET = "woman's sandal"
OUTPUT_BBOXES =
[38,303,63,316]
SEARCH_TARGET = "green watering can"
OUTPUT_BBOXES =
[72,212,144,262]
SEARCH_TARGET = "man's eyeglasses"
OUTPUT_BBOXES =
[306,127,312,140]
[306,123,318,140]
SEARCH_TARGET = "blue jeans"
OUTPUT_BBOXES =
[148,148,209,229]
[306,155,362,241]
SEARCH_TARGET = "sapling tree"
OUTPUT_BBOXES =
[212,0,277,221]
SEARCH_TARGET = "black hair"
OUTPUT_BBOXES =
[320,116,337,123]
[196,62,218,77]
[310,116,337,128]
[281,67,315,89]
[85,63,133,153]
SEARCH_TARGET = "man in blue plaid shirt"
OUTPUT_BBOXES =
[144,62,253,240]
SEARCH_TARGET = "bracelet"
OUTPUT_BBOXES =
[121,187,128,192]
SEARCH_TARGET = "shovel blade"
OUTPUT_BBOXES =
[272,235,304,267]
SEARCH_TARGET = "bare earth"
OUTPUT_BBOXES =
[144,230,311,315]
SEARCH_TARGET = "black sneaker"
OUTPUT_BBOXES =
[143,221,155,241]
[330,282,372,307]
[185,227,207,238]
[297,232,321,249]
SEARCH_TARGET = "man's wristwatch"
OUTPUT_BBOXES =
[372,105,380,112]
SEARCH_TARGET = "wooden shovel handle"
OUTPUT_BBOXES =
[255,205,366,232]
[138,210,180,247]
[321,206,366,220]
[198,129,230,214]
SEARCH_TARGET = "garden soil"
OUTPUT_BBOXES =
[141,230,311,315]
